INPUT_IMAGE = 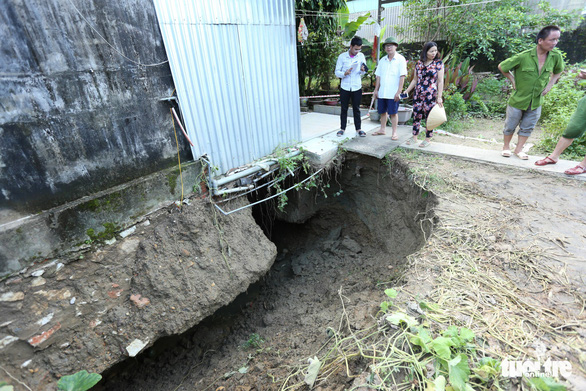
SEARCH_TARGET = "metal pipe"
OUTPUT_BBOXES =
[211,150,301,192]
[213,185,255,196]
[215,169,293,204]
[213,167,324,216]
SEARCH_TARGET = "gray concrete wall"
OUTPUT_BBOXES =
[0,0,191,218]
[0,0,196,275]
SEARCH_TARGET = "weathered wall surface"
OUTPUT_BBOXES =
[0,196,277,391]
[0,0,190,217]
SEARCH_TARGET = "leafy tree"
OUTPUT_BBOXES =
[295,0,347,95]
[396,0,579,61]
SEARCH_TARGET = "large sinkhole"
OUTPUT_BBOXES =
[97,153,438,390]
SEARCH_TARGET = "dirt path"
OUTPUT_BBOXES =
[97,150,585,391]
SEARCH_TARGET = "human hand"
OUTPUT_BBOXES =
[373,90,378,99]
[542,85,552,96]
[394,93,400,102]
[437,97,443,107]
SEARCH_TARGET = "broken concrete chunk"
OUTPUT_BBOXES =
[27,323,61,348]
[0,292,25,302]
[36,313,54,326]
[31,277,46,287]
[105,238,117,245]
[130,294,150,309]
[126,339,148,357]
[20,359,32,368]
[33,289,71,301]
[120,226,136,238]
[0,335,19,350]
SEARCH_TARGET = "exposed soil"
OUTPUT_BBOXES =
[95,152,586,391]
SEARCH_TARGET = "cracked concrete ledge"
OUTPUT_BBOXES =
[0,161,204,277]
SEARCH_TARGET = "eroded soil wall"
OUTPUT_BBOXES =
[96,153,438,390]
[0,198,276,390]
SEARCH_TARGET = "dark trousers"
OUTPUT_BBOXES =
[340,88,362,130]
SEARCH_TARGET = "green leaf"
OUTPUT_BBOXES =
[304,356,321,387]
[431,337,455,360]
[409,327,432,352]
[419,301,440,312]
[385,312,418,328]
[448,354,470,391]
[459,328,475,342]
[57,370,102,391]
[0,385,14,391]
[380,301,390,312]
[524,376,567,391]
[384,288,398,298]
[433,375,446,391]
[442,326,459,339]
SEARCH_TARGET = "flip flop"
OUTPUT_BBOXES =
[564,165,586,175]
[337,130,344,137]
[372,131,386,136]
[391,135,399,140]
[357,130,366,137]
[514,151,529,160]
[535,156,557,166]
[501,149,511,157]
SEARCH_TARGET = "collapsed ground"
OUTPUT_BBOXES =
[98,150,586,391]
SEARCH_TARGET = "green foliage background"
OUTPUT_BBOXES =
[396,0,578,61]
[537,64,586,159]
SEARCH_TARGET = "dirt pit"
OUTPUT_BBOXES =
[95,150,585,391]
[96,154,438,390]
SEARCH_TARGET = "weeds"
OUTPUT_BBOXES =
[241,333,265,350]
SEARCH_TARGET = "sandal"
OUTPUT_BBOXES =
[514,151,529,160]
[391,134,399,140]
[405,138,416,145]
[357,130,366,137]
[372,130,386,136]
[337,130,345,137]
[535,156,557,166]
[501,149,511,157]
[419,140,431,148]
[564,165,586,175]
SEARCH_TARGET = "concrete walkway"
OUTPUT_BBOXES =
[300,112,586,182]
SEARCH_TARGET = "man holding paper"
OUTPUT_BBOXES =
[335,36,368,137]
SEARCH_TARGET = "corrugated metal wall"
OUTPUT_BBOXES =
[153,0,300,174]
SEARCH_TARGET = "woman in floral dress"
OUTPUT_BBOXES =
[404,42,444,147]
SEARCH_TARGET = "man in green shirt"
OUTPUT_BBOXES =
[498,25,564,160]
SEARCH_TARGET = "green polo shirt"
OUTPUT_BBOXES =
[499,47,564,110]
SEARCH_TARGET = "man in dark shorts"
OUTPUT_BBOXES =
[372,37,407,139]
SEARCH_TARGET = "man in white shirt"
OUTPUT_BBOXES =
[373,37,407,140]
[335,36,368,137]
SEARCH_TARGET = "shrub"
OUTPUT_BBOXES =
[536,64,586,159]
[468,75,509,116]
[443,86,467,120]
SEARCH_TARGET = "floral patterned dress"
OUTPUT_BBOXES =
[412,59,443,138]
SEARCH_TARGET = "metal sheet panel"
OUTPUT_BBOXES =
[154,0,300,174]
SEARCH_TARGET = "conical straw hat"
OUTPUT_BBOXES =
[426,104,447,130]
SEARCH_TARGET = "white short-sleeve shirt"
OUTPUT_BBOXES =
[375,53,407,99]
